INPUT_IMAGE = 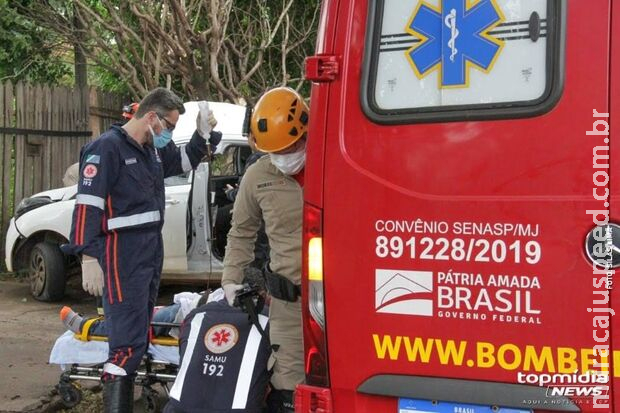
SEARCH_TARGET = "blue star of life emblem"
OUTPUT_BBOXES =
[406,0,505,88]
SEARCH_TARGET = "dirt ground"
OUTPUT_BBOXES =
[0,274,192,413]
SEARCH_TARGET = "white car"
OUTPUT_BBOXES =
[4,102,251,301]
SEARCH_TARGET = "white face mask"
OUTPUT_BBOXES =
[270,149,306,175]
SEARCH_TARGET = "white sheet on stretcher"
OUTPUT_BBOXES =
[49,331,180,369]
[49,289,224,369]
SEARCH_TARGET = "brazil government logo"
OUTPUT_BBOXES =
[406,0,505,88]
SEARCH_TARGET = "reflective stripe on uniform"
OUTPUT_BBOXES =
[76,194,105,210]
[107,210,161,230]
[74,205,84,245]
[181,147,192,173]
[79,205,86,244]
[170,312,205,401]
[232,314,269,409]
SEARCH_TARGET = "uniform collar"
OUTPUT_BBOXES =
[111,124,154,154]
[262,155,279,174]
[263,155,304,186]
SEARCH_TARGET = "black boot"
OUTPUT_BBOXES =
[103,375,134,413]
[266,389,295,413]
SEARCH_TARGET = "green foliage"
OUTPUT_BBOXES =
[0,0,321,99]
[0,0,72,84]
[87,55,131,96]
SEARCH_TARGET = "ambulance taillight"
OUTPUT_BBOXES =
[297,202,333,412]
[301,203,329,385]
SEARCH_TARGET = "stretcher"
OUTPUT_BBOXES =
[49,319,181,413]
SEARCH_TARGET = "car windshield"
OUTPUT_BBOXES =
[164,153,236,186]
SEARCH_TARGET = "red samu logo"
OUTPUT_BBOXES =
[83,164,98,179]
[204,324,238,354]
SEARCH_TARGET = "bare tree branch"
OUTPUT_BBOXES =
[24,0,319,102]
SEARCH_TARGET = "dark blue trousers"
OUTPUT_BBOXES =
[100,228,163,376]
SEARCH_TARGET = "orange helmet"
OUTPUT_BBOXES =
[122,102,140,120]
[250,87,309,153]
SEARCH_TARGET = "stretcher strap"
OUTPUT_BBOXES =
[73,316,179,346]
[75,316,104,342]
[151,337,179,346]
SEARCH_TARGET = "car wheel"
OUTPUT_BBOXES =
[29,242,66,302]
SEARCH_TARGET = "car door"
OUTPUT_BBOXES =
[161,143,251,278]
[161,172,191,272]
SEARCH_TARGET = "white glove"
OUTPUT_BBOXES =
[222,283,244,306]
[81,255,104,296]
[197,101,217,137]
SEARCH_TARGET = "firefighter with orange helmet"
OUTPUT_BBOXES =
[222,87,309,412]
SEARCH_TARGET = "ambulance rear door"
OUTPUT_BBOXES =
[608,0,620,407]
[319,0,612,411]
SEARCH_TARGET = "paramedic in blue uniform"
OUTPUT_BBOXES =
[62,87,221,412]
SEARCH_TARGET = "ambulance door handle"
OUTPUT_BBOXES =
[305,55,339,82]
[165,198,180,205]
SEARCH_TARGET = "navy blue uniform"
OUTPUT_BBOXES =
[164,300,271,413]
[64,124,208,376]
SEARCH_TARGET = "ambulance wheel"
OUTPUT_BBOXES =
[29,242,66,302]
[142,386,160,413]
[58,382,82,408]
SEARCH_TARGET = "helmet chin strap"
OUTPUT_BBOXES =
[122,116,155,147]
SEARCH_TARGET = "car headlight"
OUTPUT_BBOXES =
[15,197,53,219]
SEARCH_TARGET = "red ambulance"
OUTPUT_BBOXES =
[297,0,617,412]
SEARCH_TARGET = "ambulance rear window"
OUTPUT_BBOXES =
[362,0,565,123]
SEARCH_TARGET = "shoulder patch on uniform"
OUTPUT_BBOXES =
[85,154,100,164]
[124,158,137,165]
[83,164,98,179]
[256,179,286,190]
[204,323,239,354]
